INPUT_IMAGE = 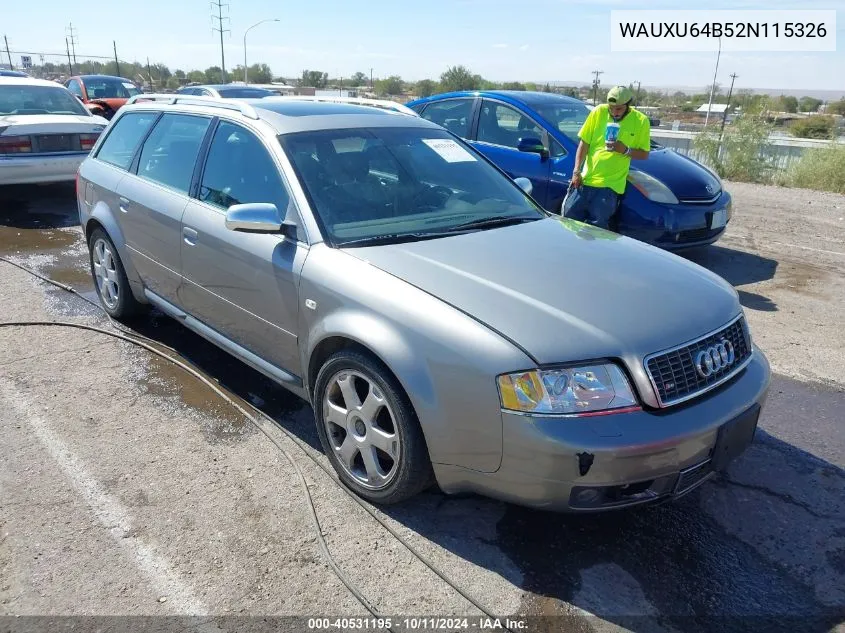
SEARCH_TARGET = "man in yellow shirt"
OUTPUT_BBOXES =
[563,86,651,230]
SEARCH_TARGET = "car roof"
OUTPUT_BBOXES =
[121,96,440,135]
[77,74,135,82]
[0,76,70,88]
[411,89,585,107]
[0,69,29,77]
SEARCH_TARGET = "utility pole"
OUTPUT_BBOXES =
[146,57,154,91]
[591,70,603,105]
[211,0,230,83]
[705,36,722,127]
[3,35,12,70]
[370,68,373,90]
[66,23,78,66]
[635,80,641,104]
[719,73,738,144]
[113,41,121,77]
[65,37,73,76]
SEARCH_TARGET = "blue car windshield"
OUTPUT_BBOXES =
[530,102,591,143]
[280,127,545,246]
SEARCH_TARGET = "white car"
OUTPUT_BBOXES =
[0,77,109,185]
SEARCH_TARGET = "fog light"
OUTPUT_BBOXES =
[577,489,600,504]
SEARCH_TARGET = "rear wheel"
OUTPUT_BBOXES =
[313,349,433,504]
[88,228,144,320]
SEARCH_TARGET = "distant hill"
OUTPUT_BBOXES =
[541,81,844,102]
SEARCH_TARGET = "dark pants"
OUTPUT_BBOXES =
[563,185,620,230]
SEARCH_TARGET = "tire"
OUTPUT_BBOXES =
[88,227,144,320]
[313,349,434,504]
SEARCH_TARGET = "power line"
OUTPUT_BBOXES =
[8,49,115,60]
[211,0,231,83]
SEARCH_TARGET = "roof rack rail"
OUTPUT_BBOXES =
[124,93,260,119]
[269,95,419,116]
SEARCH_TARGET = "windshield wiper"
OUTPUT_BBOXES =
[336,231,452,247]
[445,215,541,233]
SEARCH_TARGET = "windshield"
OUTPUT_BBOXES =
[531,101,591,143]
[280,127,545,246]
[0,84,90,116]
[217,88,272,98]
[82,77,140,99]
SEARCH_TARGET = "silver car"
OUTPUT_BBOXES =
[76,94,771,512]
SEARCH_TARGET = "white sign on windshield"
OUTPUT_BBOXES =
[422,138,476,163]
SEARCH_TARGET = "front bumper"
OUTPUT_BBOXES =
[0,153,87,185]
[434,346,770,512]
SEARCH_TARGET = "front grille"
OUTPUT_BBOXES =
[675,459,713,494]
[678,192,721,204]
[645,315,752,406]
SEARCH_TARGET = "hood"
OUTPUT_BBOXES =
[636,145,723,201]
[344,217,740,365]
[0,113,108,131]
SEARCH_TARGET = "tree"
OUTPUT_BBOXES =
[439,65,481,92]
[174,69,186,81]
[374,75,403,96]
[351,71,368,86]
[782,96,799,113]
[501,81,526,91]
[790,115,836,139]
[187,70,206,84]
[524,82,538,92]
[300,70,328,88]
[204,66,224,84]
[543,83,553,93]
[799,96,823,113]
[562,87,579,98]
[826,98,845,116]
[248,63,273,83]
[414,79,437,98]
[166,77,181,91]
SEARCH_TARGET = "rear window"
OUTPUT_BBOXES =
[216,88,272,98]
[0,84,90,116]
[82,77,141,99]
[94,111,159,170]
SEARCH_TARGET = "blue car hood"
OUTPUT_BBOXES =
[635,144,723,200]
[345,216,741,365]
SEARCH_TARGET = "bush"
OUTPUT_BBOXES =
[693,110,777,183]
[789,116,836,139]
[775,143,845,194]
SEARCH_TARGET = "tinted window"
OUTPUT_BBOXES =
[477,101,545,149]
[136,114,211,193]
[81,77,141,99]
[0,84,89,116]
[280,127,543,246]
[216,88,272,98]
[66,80,83,98]
[94,111,159,169]
[419,98,474,137]
[531,101,590,143]
[199,121,289,212]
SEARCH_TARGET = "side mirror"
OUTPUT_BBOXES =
[517,136,549,159]
[513,177,533,196]
[225,202,295,236]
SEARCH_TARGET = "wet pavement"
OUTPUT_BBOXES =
[1,183,843,631]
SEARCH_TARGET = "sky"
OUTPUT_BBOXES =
[3,0,844,92]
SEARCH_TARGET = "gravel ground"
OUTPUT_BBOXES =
[0,181,843,633]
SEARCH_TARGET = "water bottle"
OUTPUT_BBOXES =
[605,122,620,149]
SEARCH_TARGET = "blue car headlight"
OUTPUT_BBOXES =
[627,170,679,205]
[497,363,640,416]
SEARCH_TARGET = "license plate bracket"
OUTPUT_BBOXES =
[711,404,760,471]
[37,134,74,152]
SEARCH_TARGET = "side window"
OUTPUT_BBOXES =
[94,112,159,170]
[136,114,211,194]
[477,101,545,150]
[199,121,290,215]
[419,98,474,138]
[66,80,83,98]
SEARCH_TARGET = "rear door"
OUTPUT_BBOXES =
[115,112,212,301]
[471,99,553,207]
[179,118,307,376]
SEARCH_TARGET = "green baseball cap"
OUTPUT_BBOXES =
[607,85,634,104]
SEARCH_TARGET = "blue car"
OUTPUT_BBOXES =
[406,91,732,250]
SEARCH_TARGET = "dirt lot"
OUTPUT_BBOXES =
[0,180,843,633]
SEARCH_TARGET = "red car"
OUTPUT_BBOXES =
[64,74,142,120]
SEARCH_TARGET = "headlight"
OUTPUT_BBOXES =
[627,170,679,204]
[497,363,639,416]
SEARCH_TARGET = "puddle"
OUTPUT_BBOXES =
[0,225,78,255]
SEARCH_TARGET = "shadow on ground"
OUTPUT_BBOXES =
[682,246,780,313]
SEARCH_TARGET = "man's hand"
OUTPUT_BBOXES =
[571,172,583,189]
[606,140,627,153]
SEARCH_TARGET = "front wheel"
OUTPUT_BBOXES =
[313,349,433,504]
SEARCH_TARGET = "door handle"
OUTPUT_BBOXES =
[183,227,198,246]
[118,197,130,213]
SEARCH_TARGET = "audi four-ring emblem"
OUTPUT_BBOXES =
[695,339,735,377]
